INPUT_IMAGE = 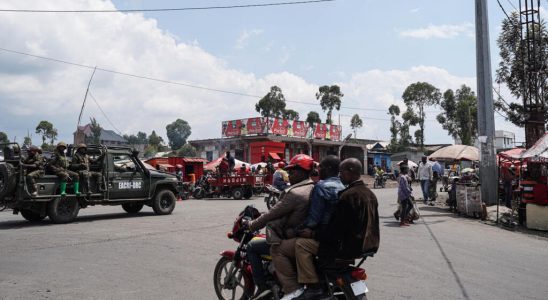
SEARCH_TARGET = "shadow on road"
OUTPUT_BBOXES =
[0,211,157,230]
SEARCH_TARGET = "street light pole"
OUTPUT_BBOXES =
[475,0,497,205]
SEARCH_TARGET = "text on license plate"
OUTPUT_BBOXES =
[351,280,369,296]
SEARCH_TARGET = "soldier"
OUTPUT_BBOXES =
[71,143,105,193]
[21,145,45,196]
[50,141,80,196]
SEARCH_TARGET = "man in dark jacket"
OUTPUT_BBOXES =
[247,154,315,300]
[317,158,380,264]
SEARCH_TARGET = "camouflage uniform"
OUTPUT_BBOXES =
[22,146,45,196]
[50,142,79,195]
[71,144,105,193]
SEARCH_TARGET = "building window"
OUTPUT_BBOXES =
[206,151,213,162]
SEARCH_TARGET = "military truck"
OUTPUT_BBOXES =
[0,143,181,223]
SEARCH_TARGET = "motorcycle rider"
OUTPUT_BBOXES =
[293,155,345,299]
[272,161,290,191]
[316,158,380,265]
[21,145,45,196]
[374,164,385,186]
[246,154,315,300]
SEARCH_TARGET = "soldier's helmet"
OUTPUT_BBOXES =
[29,145,40,153]
[77,143,87,150]
[56,141,67,149]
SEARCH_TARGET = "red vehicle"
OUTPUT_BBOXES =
[145,157,207,183]
[193,173,265,200]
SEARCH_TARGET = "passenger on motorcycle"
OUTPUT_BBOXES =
[314,159,380,288]
[272,161,290,191]
[292,155,345,299]
[246,154,315,300]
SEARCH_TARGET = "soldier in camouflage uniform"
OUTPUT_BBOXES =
[21,145,45,196]
[71,143,105,193]
[49,141,80,196]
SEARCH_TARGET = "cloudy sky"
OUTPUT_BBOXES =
[0,0,527,146]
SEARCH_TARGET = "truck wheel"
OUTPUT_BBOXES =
[243,187,253,199]
[0,163,17,199]
[20,209,46,222]
[232,188,243,200]
[152,189,176,215]
[48,197,80,224]
[122,202,144,214]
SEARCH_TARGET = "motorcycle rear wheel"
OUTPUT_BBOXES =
[213,256,252,300]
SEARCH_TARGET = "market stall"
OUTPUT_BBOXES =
[518,133,548,230]
[429,145,482,217]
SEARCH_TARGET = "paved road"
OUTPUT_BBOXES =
[1,188,547,299]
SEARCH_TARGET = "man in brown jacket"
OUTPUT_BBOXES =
[316,158,380,265]
[248,154,315,300]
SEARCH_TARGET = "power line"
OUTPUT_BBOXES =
[0,46,516,119]
[0,0,335,13]
[0,46,428,113]
[505,0,518,11]
[88,92,123,135]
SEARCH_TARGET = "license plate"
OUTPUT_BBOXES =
[351,280,369,295]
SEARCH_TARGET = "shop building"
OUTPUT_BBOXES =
[189,117,388,174]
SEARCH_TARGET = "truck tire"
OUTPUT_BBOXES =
[20,209,46,222]
[232,187,243,200]
[243,187,253,199]
[122,202,144,214]
[0,163,17,199]
[48,197,80,224]
[152,189,176,215]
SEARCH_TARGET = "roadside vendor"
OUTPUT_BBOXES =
[501,165,516,208]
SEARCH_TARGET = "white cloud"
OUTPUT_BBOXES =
[0,0,524,146]
[410,8,420,14]
[400,23,474,39]
[235,29,263,50]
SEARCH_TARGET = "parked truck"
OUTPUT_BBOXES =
[0,143,181,223]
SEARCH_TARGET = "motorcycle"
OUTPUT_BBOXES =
[372,174,386,189]
[193,174,213,199]
[263,184,282,210]
[213,205,372,300]
[213,205,281,300]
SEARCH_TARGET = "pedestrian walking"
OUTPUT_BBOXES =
[398,167,413,226]
[418,156,433,204]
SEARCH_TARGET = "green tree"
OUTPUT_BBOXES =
[255,86,287,118]
[148,130,163,149]
[305,111,321,127]
[316,85,343,124]
[177,143,197,157]
[166,119,192,150]
[402,82,441,148]
[23,136,32,147]
[0,131,8,143]
[144,145,157,158]
[400,108,418,148]
[495,11,548,131]
[35,121,53,145]
[89,117,102,145]
[387,105,402,152]
[437,85,478,145]
[282,109,300,120]
[350,114,363,138]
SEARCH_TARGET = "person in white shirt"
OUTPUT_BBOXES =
[417,156,433,204]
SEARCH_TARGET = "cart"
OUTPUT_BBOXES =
[193,173,265,200]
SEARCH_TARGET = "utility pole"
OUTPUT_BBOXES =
[475,0,497,205]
